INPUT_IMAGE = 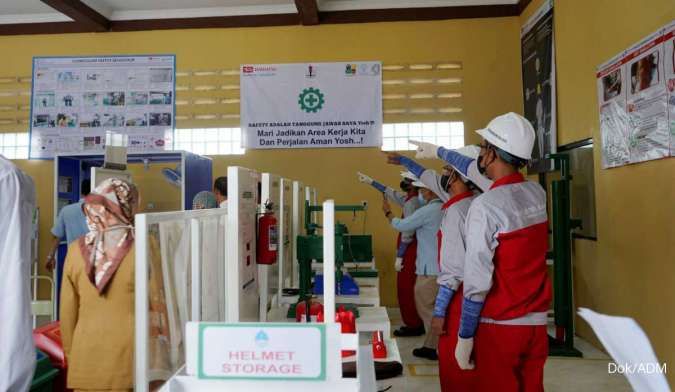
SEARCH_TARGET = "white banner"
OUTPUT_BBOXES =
[30,55,175,159]
[241,62,382,149]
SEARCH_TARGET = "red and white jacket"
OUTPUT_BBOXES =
[463,172,551,322]
[437,191,475,290]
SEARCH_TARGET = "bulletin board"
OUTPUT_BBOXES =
[29,55,176,159]
[596,21,674,169]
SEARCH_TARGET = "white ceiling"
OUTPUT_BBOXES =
[0,0,72,24]
[0,0,518,24]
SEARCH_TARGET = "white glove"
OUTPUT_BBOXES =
[394,257,403,272]
[357,171,373,184]
[409,140,440,159]
[455,336,475,370]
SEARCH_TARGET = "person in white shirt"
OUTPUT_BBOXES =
[0,155,37,392]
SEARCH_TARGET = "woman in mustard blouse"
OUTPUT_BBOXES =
[60,178,139,392]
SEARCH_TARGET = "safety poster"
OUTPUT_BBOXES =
[596,21,675,168]
[29,55,175,158]
[240,62,382,149]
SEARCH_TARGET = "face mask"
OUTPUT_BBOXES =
[477,154,489,176]
[440,175,450,191]
[417,193,427,205]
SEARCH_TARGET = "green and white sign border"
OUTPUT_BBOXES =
[197,322,327,381]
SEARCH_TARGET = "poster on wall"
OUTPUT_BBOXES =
[665,22,675,157]
[521,0,556,173]
[29,55,175,159]
[596,21,674,169]
[240,62,382,149]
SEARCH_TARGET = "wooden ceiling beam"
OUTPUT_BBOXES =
[294,0,320,26]
[0,22,93,36]
[40,0,110,32]
[318,4,519,24]
[517,0,534,15]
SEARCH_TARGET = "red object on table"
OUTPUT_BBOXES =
[295,299,324,322]
[33,321,70,392]
[372,331,387,359]
[335,306,356,357]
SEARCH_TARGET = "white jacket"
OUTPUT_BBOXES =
[0,156,36,392]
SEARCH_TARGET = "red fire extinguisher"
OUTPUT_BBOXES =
[257,201,278,265]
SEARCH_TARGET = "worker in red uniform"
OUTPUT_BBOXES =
[357,172,425,336]
[391,144,492,391]
[446,112,550,390]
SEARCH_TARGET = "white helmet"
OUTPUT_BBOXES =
[400,171,419,182]
[475,112,535,160]
[411,180,429,189]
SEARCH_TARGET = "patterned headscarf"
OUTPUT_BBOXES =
[192,190,217,209]
[79,178,139,294]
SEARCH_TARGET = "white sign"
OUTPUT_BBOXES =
[596,21,674,168]
[240,62,382,149]
[197,323,326,380]
[30,55,175,159]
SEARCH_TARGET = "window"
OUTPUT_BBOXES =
[174,128,245,155]
[381,121,464,151]
[0,132,29,159]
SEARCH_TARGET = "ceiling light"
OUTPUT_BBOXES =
[383,94,406,100]
[383,80,405,85]
[221,85,240,90]
[383,109,406,114]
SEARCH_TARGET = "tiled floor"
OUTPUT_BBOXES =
[377,308,632,392]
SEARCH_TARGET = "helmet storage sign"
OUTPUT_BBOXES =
[240,62,382,149]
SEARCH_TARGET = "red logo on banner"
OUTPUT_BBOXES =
[243,66,254,73]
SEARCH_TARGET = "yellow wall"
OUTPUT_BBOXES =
[4,3,674,383]
[3,17,524,309]
[521,0,675,384]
